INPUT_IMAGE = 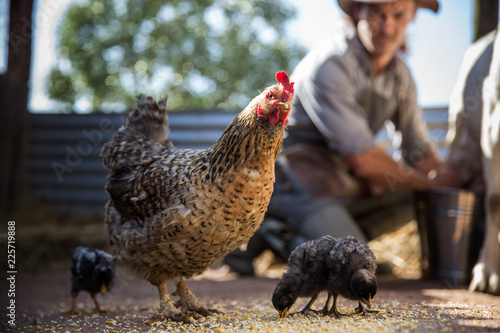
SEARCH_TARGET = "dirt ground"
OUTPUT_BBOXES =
[1,267,499,333]
[1,203,499,332]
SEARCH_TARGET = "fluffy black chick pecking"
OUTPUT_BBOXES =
[272,235,338,318]
[326,236,378,317]
[64,247,115,314]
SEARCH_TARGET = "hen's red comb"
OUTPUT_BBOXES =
[276,71,294,99]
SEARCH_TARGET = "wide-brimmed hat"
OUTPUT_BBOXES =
[338,0,439,15]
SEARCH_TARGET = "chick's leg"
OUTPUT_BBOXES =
[173,278,221,317]
[326,294,348,318]
[319,293,333,316]
[90,292,110,313]
[91,293,103,313]
[352,301,380,316]
[295,293,319,316]
[146,281,192,324]
[353,301,366,315]
[62,293,78,314]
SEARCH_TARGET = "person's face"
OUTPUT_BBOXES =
[354,0,416,58]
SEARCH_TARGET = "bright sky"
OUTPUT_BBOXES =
[286,0,474,107]
[0,0,476,112]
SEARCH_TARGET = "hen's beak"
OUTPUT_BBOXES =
[100,283,107,295]
[275,101,292,112]
[362,294,373,310]
[278,307,290,318]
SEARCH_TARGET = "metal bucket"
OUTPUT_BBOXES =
[415,189,485,285]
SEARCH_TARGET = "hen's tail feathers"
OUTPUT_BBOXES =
[101,95,173,172]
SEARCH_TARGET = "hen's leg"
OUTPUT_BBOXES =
[146,281,193,324]
[173,278,221,317]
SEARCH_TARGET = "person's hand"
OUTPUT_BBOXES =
[427,164,463,188]
[345,146,433,191]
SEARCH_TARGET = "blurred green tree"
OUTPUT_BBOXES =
[47,0,306,112]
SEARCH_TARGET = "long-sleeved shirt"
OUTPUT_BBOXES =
[285,34,435,165]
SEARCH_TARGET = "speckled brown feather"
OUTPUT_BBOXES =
[101,87,291,287]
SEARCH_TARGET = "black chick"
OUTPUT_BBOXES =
[64,247,115,314]
[325,236,378,318]
[272,235,337,318]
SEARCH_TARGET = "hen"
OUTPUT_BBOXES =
[101,71,294,323]
[272,235,338,318]
[326,236,378,318]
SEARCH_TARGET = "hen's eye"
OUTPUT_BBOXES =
[267,93,274,99]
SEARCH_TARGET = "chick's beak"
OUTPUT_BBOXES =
[363,294,373,310]
[278,307,290,318]
[100,282,107,295]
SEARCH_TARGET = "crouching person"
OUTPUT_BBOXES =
[225,0,443,275]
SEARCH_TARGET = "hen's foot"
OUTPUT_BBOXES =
[173,279,223,317]
[174,302,222,317]
[145,310,193,324]
[145,302,194,324]
[146,283,196,324]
